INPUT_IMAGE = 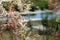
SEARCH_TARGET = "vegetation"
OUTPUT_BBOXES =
[30,0,49,10]
[41,12,57,28]
[41,12,57,32]
[2,1,20,12]
[2,0,60,11]
[30,0,60,10]
[1,0,49,11]
[0,0,60,40]
[41,12,57,40]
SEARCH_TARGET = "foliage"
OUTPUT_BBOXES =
[30,0,49,10]
[29,6,38,11]
[27,20,32,26]
[2,1,19,12]
[2,1,10,11]
[41,12,57,28]
[41,12,48,27]
[13,4,20,12]
[50,18,57,27]
[56,17,60,23]
[1,0,49,11]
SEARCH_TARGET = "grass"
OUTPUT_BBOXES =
[0,27,59,40]
[0,32,58,40]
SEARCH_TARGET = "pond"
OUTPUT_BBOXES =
[21,12,55,20]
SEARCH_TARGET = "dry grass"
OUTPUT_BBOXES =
[0,29,59,40]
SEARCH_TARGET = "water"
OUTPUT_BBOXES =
[23,12,55,20]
